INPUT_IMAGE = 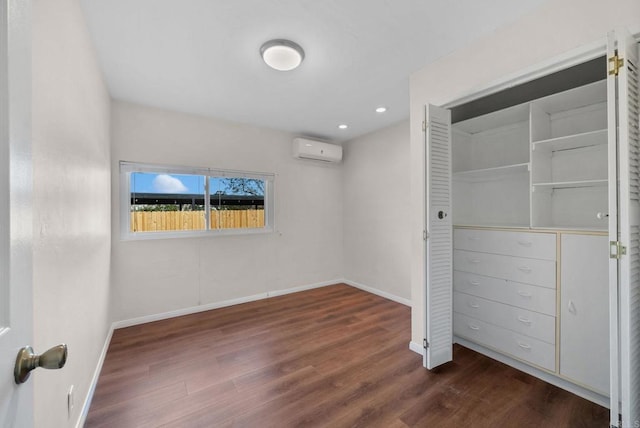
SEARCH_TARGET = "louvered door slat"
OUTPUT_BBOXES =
[424,104,453,369]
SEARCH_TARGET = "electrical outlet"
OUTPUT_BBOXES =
[67,385,74,418]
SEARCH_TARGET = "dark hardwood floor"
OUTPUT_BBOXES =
[86,284,608,427]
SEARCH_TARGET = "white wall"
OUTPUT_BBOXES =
[409,0,640,346]
[110,101,344,321]
[32,0,112,426]
[343,121,411,303]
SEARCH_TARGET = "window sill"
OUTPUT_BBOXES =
[120,227,274,241]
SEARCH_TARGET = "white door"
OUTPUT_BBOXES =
[560,234,609,395]
[424,104,453,369]
[0,0,34,426]
[607,28,640,428]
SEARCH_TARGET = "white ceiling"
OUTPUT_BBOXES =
[80,0,547,142]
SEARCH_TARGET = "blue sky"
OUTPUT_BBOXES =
[131,173,204,194]
[130,173,262,196]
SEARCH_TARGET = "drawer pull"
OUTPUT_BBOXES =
[517,316,532,325]
[517,266,532,273]
[468,324,480,331]
[468,302,480,309]
[517,341,532,350]
[468,259,481,264]
[469,280,481,286]
[517,291,533,298]
[467,236,480,241]
[517,240,533,247]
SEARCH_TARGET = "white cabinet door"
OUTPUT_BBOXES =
[424,104,453,369]
[560,234,609,395]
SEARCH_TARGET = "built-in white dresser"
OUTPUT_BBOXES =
[453,228,557,371]
[451,227,609,395]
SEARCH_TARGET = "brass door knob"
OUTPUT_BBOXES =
[14,344,67,384]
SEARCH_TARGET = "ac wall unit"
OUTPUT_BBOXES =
[292,138,342,163]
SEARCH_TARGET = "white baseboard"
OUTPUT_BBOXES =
[113,279,342,329]
[76,324,114,428]
[455,337,609,408]
[266,279,341,298]
[342,279,411,307]
[409,340,424,356]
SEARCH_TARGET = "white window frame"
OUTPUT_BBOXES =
[120,161,274,240]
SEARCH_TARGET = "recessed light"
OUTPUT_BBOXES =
[338,124,348,129]
[260,39,305,71]
[375,106,387,113]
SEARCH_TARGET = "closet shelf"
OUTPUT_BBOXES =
[532,179,607,189]
[454,222,531,229]
[453,163,529,182]
[531,225,607,232]
[532,129,607,152]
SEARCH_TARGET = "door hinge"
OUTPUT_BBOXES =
[423,230,428,241]
[423,338,429,349]
[608,54,624,76]
[612,412,622,428]
[610,241,627,259]
[422,120,427,132]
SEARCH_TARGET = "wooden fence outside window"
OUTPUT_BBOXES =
[130,209,265,232]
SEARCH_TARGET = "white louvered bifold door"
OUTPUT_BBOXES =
[424,104,453,370]
[607,30,621,427]
[608,29,640,428]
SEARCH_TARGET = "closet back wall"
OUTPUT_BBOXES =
[110,101,344,322]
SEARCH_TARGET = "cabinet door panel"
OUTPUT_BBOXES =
[560,234,609,395]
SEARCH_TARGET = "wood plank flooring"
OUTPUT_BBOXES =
[86,284,608,427]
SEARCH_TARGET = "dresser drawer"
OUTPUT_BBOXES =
[454,229,556,260]
[454,250,556,288]
[454,292,555,344]
[454,313,556,372]
[454,271,556,316]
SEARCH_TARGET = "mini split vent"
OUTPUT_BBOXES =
[292,138,342,163]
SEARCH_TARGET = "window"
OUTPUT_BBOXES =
[120,162,274,239]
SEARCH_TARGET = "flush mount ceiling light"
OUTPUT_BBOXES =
[338,124,348,129]
[260,39,305,71]
[375,106,387,113]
